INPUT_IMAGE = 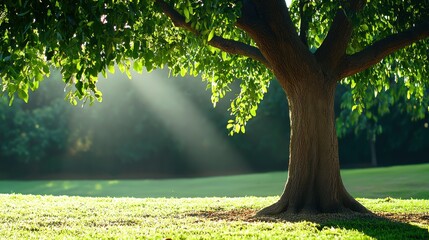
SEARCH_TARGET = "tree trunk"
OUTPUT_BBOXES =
[257,75,369,215]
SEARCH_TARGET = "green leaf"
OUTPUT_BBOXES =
[18,89,29,103]
[234,124,240,133]
[94,90,103,100]
[42,64,50,74]
[35,72,44,82]
[145,61,154,73]
[250,108,257,117]
[102,69,107,78]
[75,81,84,95]
[118,62,126,73]
[208,29,215,42]
[30,80,40,90]
[76,61,82,71]
[180,67,187,77]
[184,8,190,20]
[221,52,228,61]
[107,64,115,74]
[133,60,143,73]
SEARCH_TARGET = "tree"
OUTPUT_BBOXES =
[1,0,428,215]
[0,90,71,177]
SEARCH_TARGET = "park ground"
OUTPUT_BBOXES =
[0,163,428,239]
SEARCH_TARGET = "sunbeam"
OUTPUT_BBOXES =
[127,70,250,176]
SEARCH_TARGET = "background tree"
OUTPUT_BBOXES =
[1,0,428,215]
[0,81,71,177]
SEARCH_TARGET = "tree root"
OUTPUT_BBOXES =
[256,195,370,217]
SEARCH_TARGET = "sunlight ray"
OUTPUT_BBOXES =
[127,70,250,176]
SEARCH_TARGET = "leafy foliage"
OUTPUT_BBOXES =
[287,0,429,137]
[0,96,70,164]
[1,0,428,136]
[342,1,429,134]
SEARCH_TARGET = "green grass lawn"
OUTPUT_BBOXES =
[0,163,428,199]
[0,164,428,239]
[0,194,428,239]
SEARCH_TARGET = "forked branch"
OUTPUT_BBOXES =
[315,0,366,71]
[249,0,295,40]
[155,0,271,68]
[339,21,429,79]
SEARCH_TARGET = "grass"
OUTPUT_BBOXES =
[0,194,427,239]
[0,164,428,239]
[1,163,428,199]
[343,163,429,199]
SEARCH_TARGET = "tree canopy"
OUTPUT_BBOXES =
[1,1,428,133]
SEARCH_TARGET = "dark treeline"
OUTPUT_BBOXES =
[1,70,428,179]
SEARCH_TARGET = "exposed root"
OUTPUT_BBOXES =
[256,212,377,224]
[256,201,287,217]
[256,196,370,217]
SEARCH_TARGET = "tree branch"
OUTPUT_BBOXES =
[236,0,321,81]
[155,0,270,68]
[155,0,197,34]
[250,0,297,40]
[315,0,366,73]
[339,20,429,79]
[236,0,271,37]
[209,36,269,65]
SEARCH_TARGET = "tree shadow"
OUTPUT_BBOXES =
[191,209,429,239]
[320,213,428,240]
[258,212,429,240]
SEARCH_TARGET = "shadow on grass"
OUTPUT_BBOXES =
[192,210,429,240]
[320,214,429,240]
[262,213,429,240]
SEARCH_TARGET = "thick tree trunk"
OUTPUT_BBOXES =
[257,76,369,215]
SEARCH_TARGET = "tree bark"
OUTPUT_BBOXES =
[257,75,369,215]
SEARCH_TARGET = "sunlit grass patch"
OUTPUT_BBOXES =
[0,194,427,239]
[1,163,428,199]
